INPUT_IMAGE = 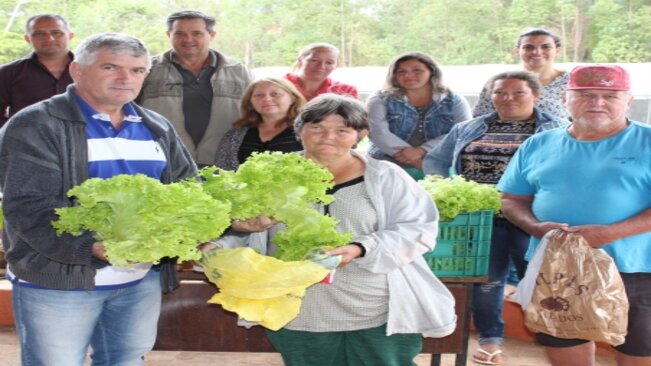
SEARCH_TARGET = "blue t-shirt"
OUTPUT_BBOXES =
[498,122,651,273]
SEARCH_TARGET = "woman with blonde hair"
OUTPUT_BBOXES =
[285,43,358,101]
[215,77,306,170]
[367,51,471,179]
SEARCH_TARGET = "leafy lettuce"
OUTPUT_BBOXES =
[199,152,351,261]
[419,175,501,221]
[52,174,231,266]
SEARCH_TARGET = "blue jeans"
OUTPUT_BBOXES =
[12,269,162,366]
[471,218,529,346]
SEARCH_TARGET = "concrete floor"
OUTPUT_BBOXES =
[0,324,618,366]
[0,279,617,366]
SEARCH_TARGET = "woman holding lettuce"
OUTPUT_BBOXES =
[203,94,456,366]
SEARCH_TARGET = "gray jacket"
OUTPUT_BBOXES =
[0,85,197,291]
[138,50,253,166]
[217,153,457,337]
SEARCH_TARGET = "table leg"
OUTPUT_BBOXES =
[454,283,473,366]
[430,353,441,366]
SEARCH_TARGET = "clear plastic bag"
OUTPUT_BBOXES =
[513,234,550,310]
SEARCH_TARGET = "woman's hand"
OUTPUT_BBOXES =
[326,244,363,268]
[198,241,219,253]
[394,147,426,168]
[231,216,277,233]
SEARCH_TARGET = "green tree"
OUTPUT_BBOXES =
[67,0,169,54]
[588,0,651,62]
[406,0,509,64]
[0,0,648,66]
[506,0,576,62]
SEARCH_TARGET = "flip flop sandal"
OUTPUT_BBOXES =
[472,348,503,365]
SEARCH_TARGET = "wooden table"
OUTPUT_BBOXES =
[155,272,485,366]
[426,276,485,366]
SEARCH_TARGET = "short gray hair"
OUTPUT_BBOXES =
[294,94,369,136]
[74,33,151,69]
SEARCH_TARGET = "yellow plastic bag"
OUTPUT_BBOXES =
[201,247,330,330]
[524,230,629,346]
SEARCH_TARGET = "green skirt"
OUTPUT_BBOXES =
[265,324,422,366]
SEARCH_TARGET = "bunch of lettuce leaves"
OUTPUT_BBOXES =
[418,175,501,221]
[52,174,231,267]
[199,152,351,261]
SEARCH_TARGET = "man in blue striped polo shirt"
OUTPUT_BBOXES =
[0,33,197,366]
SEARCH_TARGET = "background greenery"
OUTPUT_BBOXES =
[0,0,649,66]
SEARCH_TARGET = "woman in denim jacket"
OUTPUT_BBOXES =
[423,71,568,365]
[367,52,471,179]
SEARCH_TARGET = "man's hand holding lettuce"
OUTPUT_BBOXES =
[52,174,231,266]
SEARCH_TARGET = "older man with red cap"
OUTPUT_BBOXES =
[497,65,651,366]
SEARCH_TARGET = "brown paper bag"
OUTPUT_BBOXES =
[524,230,629,346]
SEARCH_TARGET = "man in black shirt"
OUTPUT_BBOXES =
[0,13,75,126]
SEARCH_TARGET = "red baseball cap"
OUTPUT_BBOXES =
[567,65,630,91]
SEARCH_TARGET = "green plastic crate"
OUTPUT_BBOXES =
[424,210,493,277]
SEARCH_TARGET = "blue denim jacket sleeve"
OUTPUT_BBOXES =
[421,94,472,151]
[422,128,458,176]
[423,108,569,177]
[367,92,411,156]
[423,114,488,176]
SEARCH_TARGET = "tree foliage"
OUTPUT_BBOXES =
[0,0,648,66]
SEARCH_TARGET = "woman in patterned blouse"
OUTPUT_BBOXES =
[424,71,569,365]
[473,28,569,119]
